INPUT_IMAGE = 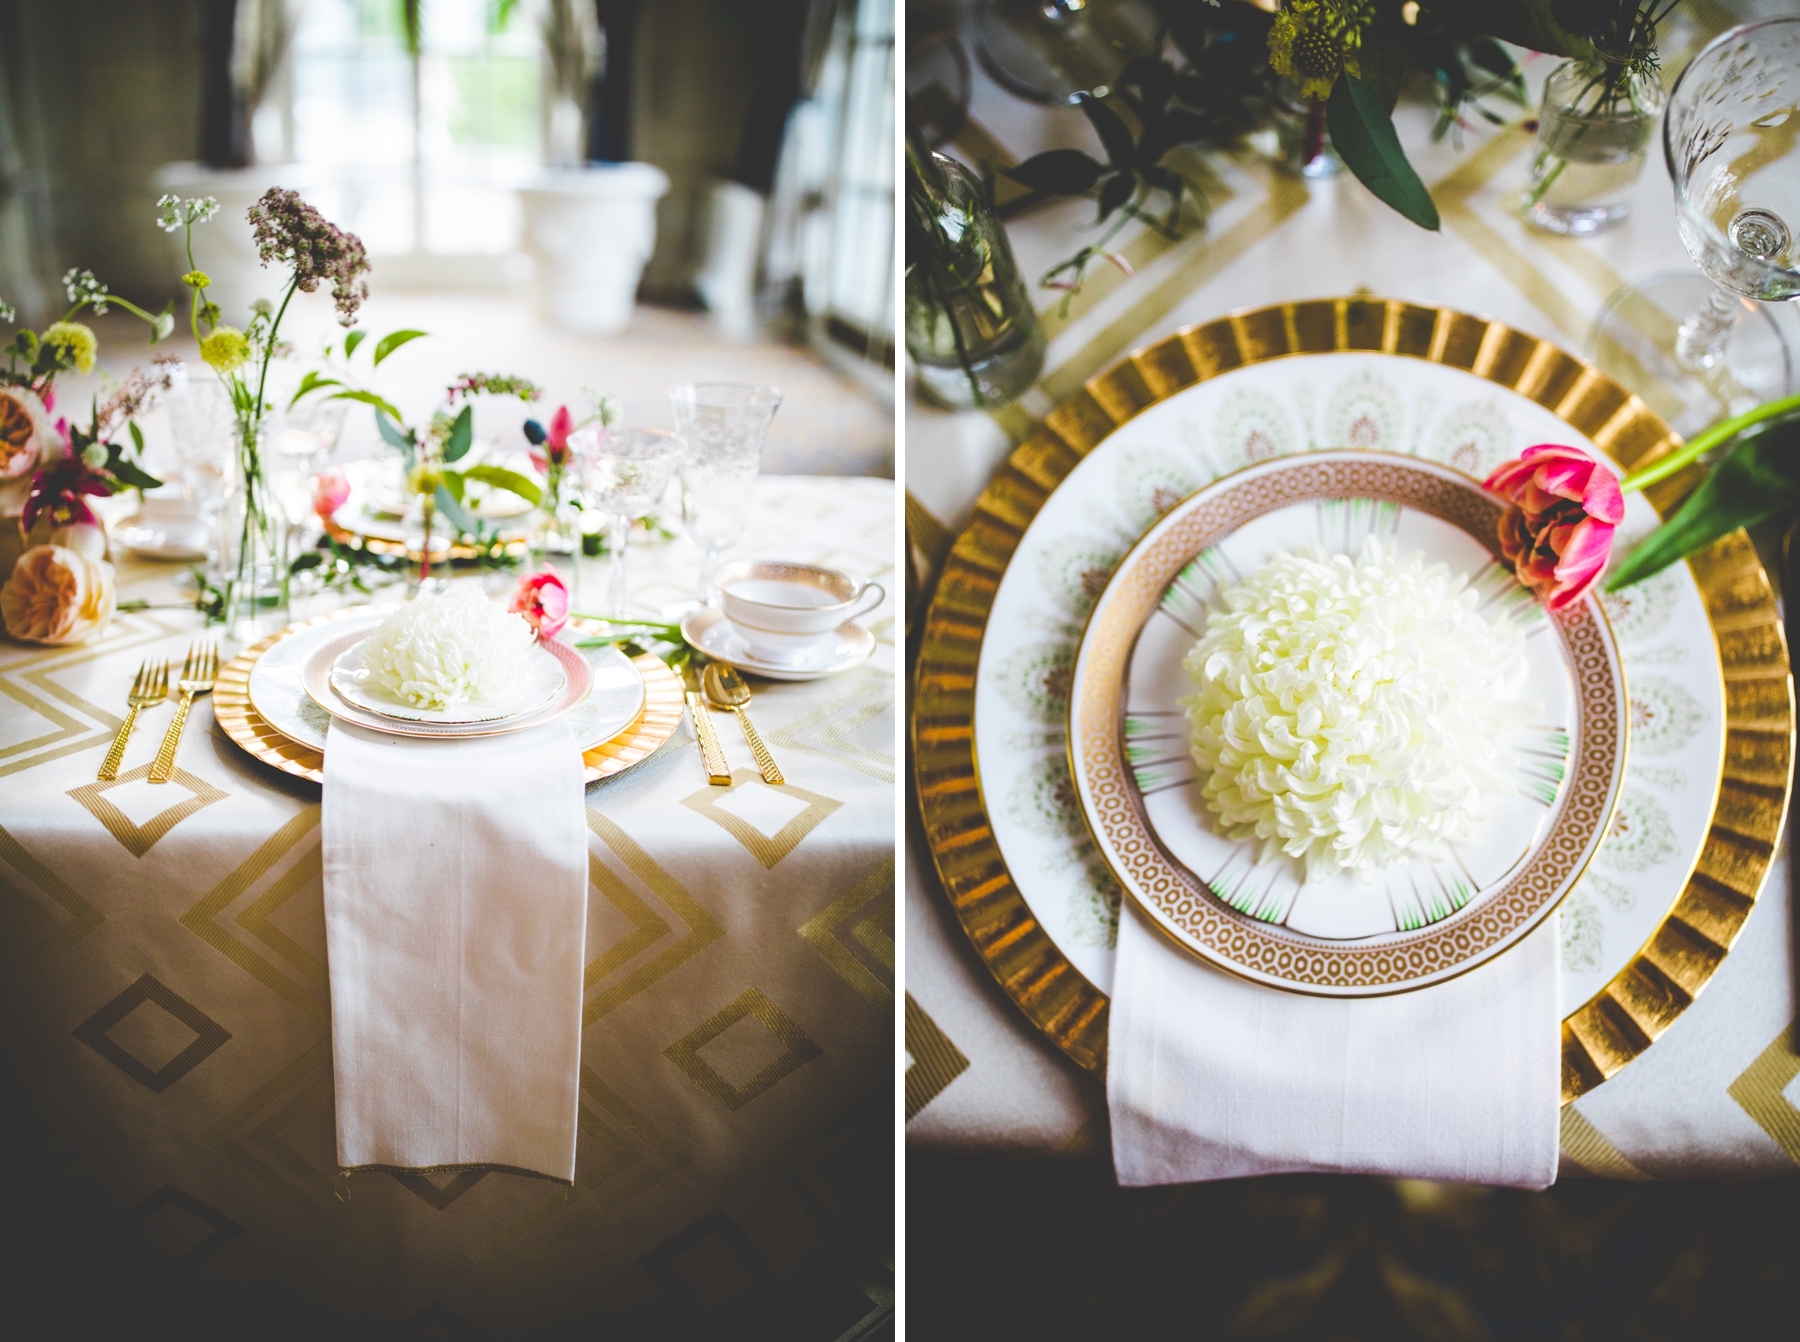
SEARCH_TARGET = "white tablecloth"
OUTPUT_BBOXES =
[904,0,1800,1180]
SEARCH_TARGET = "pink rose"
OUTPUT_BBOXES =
[1484,444,1624,611]
[311,467,352,520]
[510,565,569,638]
[1,543,116,645]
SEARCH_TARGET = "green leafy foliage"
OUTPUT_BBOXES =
[1327,75,1441,232]
[372,328,428,366]
[1608,416,1800,590]
[344,329,367,359]
[458,462,541,507]
[442,404,474,462]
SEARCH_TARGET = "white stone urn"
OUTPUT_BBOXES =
[152,162,323,323]
[518,164,670,335]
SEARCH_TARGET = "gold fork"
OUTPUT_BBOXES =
[149,641,219,784]
[97,658,168,781]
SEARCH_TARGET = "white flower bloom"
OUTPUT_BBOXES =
[1183,539,1537,883]
[360,588,536,710]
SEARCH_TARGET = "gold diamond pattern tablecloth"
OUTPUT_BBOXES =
[905,0,1800,1177]
[0,475,894,1339]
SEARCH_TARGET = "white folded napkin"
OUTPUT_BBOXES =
[321,718,588,1182]
[1107,901,1561,1188]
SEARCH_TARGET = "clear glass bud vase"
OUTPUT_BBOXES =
[220,421,289,639]
[905,137,1046,410]
[1524,55,1665,236]
[525,470,583,603]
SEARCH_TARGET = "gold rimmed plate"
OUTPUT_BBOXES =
[216,606,682,786]
[913,297,1792,1099]
[1069,449,1627,995]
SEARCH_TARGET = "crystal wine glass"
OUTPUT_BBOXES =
[668,382,782,605]
[1589,17,1800,435]
[165,374,235,574]
[570,426,685,619]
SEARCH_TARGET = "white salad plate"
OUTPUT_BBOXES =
[302,628,592,738]
[329,638,566,725]
[969,350,1726,1013]
[680,606,876,681]
[1067,450,1628,995]
[246,610,644,748]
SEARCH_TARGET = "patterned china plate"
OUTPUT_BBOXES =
[916,299,1790,1098]
[303,625,594,739]
[1068,450,1626,995]
[328,633,569,725]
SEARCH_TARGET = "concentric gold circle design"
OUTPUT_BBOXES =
[213,607,683,786]
[911,297,1794,1100]
[1070,452,1626,993]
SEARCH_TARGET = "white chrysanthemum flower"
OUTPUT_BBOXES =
[361,588,536,710]
[1183,538,1537,883]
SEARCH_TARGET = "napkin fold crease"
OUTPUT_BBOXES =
[322,718,588,1183]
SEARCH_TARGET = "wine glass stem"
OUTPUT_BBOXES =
[698,546,721,604]
[608,512,631,618]
[1675,283,1742,374]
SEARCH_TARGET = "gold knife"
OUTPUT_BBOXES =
[679,659,733,785]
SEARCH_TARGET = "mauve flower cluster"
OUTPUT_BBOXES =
[246,188,371,326]
[94,355,181,442]
[446,372,542,405]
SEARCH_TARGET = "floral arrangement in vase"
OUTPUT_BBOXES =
[164,187,372,635]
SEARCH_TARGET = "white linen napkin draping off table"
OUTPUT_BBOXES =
[1107,902,1562,1189]
[321,718,588,1182]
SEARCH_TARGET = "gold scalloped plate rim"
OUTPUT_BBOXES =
[214,607,684,786]
[911,296,1795,1103]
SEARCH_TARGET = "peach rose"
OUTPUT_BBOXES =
[1,544,116,645]
[0,385,51,519]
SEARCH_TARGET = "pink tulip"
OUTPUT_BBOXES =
[529,405,575,474]
[510,565,569,639]
[1484,444,1624,611]
[311,467,352,520]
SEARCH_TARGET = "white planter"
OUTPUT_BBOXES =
[518,164,670,335]
[152,162,322,324]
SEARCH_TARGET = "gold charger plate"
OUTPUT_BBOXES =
[215,607,683,786]
[912,297,1795,1103]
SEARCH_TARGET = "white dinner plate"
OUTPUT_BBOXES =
[1068,450,1627,995]
[248,608,645,750]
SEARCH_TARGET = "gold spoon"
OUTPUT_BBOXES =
[703,663,784,785]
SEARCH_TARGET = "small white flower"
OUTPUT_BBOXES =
[81,441,108,469]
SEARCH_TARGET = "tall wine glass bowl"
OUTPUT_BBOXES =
[570,426,686,619]
[668,382,782,604]
[1588,17,1800,434]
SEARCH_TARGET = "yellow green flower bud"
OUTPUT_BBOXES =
[40,321,98,374]
[199,325,250,372]
[182,269,212,289]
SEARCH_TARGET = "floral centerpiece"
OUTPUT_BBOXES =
[163,188,371,635]
[0,271,179,643]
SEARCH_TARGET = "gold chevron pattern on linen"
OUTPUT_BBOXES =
[0,475,892,1332]
[1727,1025,1800,1165]
[913,298,1794,1101]
[680,768,846,868]
[68,764,229,857]
[905,993,971,1122]
[664,987,825,1110]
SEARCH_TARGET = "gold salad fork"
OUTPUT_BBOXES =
[149,641,219,784]
[97,659,168,780]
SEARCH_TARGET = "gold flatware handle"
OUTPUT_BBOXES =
[730,705,783,785]
[149,690,194,784]
[686,691,732,785]
[98,704,144,781]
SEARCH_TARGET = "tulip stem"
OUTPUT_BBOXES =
[1619,393,1800,494]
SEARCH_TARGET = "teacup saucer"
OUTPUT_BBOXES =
[680,606,875,681]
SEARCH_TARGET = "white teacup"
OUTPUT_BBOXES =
[717,559,884,663]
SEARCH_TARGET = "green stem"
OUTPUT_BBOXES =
[1619,393,1800,493]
